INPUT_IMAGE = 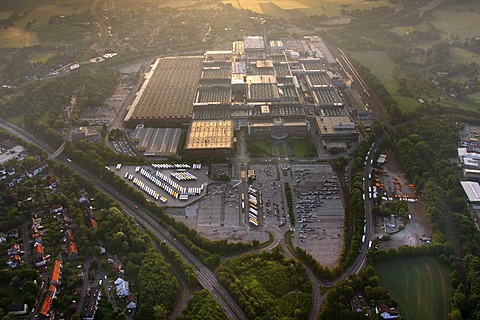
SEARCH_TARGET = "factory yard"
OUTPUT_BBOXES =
[169,183,268,244]
[372,150,431,250]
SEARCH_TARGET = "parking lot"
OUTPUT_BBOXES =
[111,138,136,156]
[114,164,209,206]
[250,164,287,228]
[210,163,230,180]
[290,163,344,269]
[169,183,268,243]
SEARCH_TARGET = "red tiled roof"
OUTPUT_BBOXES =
[51,260,61,284]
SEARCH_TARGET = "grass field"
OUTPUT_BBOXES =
[375,257,451,320]
[449,47,480,65]
[288,137,315,157]
[246,137,273,157]
[222,0,393,17]
[350,50,397,93]
[431,3,480,40]
[350,50,422,113]
[28,51,57,63]
[468,92,480,103]
[0,27,39,48]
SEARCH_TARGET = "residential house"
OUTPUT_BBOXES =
[376,304,400,319]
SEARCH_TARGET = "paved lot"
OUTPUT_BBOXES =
[250,164,287,228]
[372,152,431,249]
[170,183,268,243]
[290,163,344,269]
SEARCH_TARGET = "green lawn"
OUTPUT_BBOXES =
[28,51,57,63]
[375,257,451,320]
[288,137,316,157]
[246,137,273,157]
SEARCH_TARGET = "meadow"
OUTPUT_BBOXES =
[350,50,421,113]
[375,257,452,320]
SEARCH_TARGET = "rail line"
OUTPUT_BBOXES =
[337,48,371,98]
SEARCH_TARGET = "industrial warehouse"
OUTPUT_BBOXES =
[124,33,359,155]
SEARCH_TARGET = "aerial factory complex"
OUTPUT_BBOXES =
[124,33,361,155]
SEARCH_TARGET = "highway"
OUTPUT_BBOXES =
[0,118,247,320]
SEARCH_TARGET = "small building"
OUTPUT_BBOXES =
[7,304,28,315]
[51,260,62,286]
[66,241,79,260]
[51,204,64,214]
[461,181,480,204]
[375,304,399,319]
[114,278,129,297]
[71,126,99,142]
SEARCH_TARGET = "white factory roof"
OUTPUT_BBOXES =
[461,181,480,203]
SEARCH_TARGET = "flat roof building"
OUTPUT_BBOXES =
[185,120,234,154]
[461,181,480,203]
[124,56,203,125]
[131,127,182,156]
[244,36,265,51]
[315,116,358,143]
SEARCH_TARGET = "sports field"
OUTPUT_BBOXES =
[222,0,393,17]
[375,257,451,320]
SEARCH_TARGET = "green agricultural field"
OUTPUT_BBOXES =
[430,3,480,40]
[0,27,39,48]
[375,257,451,320]
[295,0,393,17]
